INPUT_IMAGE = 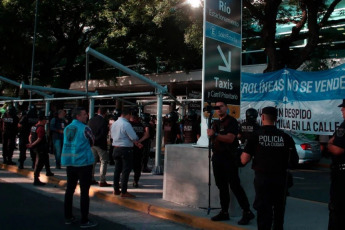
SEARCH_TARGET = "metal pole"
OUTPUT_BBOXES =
[45,100,50,131]
[89,98,95,119]
[152,92,163,175]
[86,53,89,95]
[29,0,39,106]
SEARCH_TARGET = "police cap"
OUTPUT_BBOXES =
[338,99,345,107]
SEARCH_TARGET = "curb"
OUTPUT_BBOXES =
[0,163,248,230]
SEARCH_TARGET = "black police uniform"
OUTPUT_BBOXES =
[130,119,146,186]
[244,125,298,230]
[141,120,153,172]
[2,111,19,164]
[183,119,200,143]
[28,114,39,167]
[163,119,180,145]
[18,112,30,167]
[239,121,261,146]
[328,120,345,230]
[211,115,251,216]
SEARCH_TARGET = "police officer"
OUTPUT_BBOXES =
[182,110,200,144]
[27,105,39,168]
[238,108,260,146]
[18,110,30,168]
[241,106,299,230]
[130,109,149,187]
[163,111,180,145]
[2,105,19,165]
[140,113,153,172]
[327,99,345,230]
[207,101,254,224]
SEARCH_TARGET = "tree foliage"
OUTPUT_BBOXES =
[243,0,343,72]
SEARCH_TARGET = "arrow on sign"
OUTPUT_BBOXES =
[217,45,231,72]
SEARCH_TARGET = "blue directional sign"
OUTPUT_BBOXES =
[203,0,242,117]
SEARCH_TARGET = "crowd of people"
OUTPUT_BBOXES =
[0,99,344,229]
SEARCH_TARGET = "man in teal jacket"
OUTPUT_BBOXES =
[61,107,97,228]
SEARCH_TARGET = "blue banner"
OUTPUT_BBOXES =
[240,64,345,135]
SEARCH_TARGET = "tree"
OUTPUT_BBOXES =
[243,0,343,72]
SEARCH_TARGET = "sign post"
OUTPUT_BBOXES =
[198,0,242,147]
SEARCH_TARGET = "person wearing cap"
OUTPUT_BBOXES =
[27,115,52,185]
[238,108,260,147]
[241,106,299,230]
[327,99,345,230]
[207,101,255,224]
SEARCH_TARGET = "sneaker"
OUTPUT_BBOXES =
[80,220,98,228]
[121,192,136,198]
[113,190,121,196]
[46,172,54,176]
[238,210,255,225]
[65,216,77,225]
[133,181,139,188]
[99,182,111,187]
[211,211,230,221]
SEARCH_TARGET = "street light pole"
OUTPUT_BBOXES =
[29,0,39,106]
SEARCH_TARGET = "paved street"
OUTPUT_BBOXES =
[290,165,330,203]
[0,169,193,230]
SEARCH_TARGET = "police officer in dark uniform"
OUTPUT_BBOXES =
[27,105,39,168]
[140,113,153,172]
[327,99,345,230]
[207,101,254,224]
[238,108,260,146]
[18,110,30,168]
[241,106,299,230]
[183,110,200,144]
[130,109,149,187]
[163,111,180,145]
[2,105,19,165]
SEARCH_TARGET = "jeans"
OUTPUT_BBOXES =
[91,146,109,183]
[64,165,93,224]
[113,147,133,193]
[53,138,63,167]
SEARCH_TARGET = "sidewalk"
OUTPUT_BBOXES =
[0,148,329,230]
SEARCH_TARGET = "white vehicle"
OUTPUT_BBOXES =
[286,131,322,164]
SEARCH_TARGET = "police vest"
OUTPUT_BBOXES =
[61,119,94,167]
[183,120,197,143]
[252,126,294,173]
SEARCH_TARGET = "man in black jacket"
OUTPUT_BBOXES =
[88,108,110,187]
